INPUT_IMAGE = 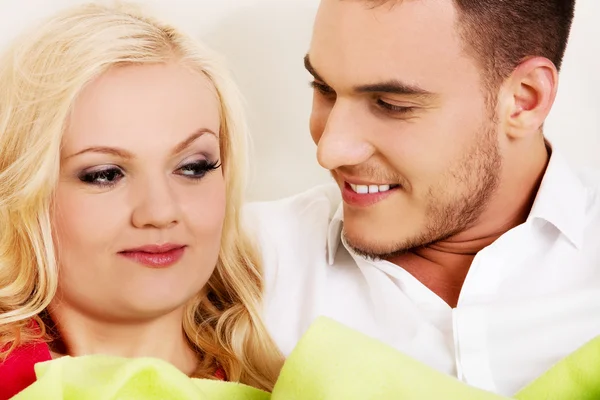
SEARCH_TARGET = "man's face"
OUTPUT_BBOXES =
[307,0,502,258]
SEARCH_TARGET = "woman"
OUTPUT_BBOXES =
[0,3,283,398]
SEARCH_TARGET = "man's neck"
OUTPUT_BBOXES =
[48,305,198,376]
[389,140,550,307]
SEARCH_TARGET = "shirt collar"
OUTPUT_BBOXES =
[327,204,344,265]
[527,149,588,249]
[326,148,588,264]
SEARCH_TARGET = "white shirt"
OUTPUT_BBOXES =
[244,151,600,396]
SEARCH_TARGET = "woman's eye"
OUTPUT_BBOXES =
[176,159,221,180]
[78,167,124,187]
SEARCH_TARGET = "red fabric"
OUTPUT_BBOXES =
[0,340,52,400]
[214,366,226,381]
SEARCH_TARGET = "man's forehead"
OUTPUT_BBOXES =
[312,0,458,53]
[310,0,463,89]
[340,0,403,8]
[335,0,445,12]
[316,0,456,28]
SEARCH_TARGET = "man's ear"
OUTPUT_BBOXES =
[497,57,558,140]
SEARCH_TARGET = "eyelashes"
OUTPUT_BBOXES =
[310,80,335,97]
[78,159,222,188]
[176,159,221,179]
[375,99,414,115]
[310,80,414,116]
[79,167,124,187]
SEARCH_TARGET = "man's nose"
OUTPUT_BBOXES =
[316,100,376,171]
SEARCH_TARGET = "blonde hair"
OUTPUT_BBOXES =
[0,2,283,391]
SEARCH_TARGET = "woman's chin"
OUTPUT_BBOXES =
[117,292,199,320]
[107,272,212,318]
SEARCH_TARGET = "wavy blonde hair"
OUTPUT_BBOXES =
[0,1,283,391]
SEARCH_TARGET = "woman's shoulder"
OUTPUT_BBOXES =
[0,325,52,400]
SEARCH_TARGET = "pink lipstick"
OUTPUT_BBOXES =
[119,243,186,268]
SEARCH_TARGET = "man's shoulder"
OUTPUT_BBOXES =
[243,184,343,305]
[242,183,342,269]
[574,165,600,190]
[566,162,600,208]
[548,150,600,203]
[244,183,341,228]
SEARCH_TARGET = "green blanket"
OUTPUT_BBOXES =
[11,317,600,399]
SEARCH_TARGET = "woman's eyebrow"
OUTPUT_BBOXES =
[65,128,218,160]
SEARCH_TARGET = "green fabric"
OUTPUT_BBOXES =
[11,317,600,399]
[272,317,508,399]
[515,336,600,400]
[12,355,269,400]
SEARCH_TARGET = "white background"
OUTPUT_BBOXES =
[0,0,597,201]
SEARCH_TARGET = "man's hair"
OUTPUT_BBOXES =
[364,0,576,89]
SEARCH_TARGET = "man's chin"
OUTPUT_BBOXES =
[342,229,416,260]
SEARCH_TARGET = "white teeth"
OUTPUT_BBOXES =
[349,183,394,194]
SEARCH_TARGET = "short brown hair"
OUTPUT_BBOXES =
[361,0,576,88]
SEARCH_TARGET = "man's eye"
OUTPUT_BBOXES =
[376,99,414,115]
[310,81,336,97]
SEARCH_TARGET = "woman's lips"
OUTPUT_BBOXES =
[119,245,186,268]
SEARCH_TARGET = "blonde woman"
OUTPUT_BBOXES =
[0,3,283,398]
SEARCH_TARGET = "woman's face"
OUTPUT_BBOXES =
[52,63,226,321]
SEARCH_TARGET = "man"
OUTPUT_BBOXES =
[246,0,600,396]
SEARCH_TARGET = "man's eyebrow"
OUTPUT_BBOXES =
[305,54,434,99]
[355,81,434,98]
[304,54,325,82]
